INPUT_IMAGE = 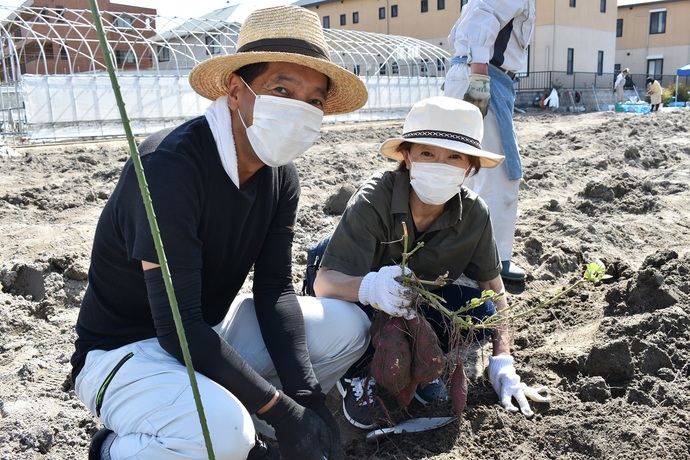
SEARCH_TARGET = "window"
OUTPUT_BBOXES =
[420,59,430,74]
[600,0,606,13]
[205,35,220,55]
[647,59,663,79]
[115,49,135,65]
[569,0,576,7]
[616,18,623,37]
[353,64,360,75]
[597,51,604,75]
[323,15,330,28]
[437,58,445,71]
[391,5,398,17]
[340,14,346,26]
[157,45,170,62]
[59,46,68,61]
[352,11,359,24]
[438,0,445,10]
[566,48,574,75]
[55,7,65,23]
[421,0,428,13]
[378,63,387,75]
[649,10,666,34]
[391,61,399,74]
[114,14,134,29]
[379,7,385,19]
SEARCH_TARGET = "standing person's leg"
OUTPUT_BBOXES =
[75,338,255,460]
[464,107,522,280]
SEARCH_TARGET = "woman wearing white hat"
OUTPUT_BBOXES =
[314,97,550,430]
[73,5,368,460]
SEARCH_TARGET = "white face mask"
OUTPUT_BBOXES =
[237,78,324,167]
[409,161,468,205]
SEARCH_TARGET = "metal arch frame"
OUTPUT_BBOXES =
[0,5,449,79]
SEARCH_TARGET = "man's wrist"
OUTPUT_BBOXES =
[469,62,489,74]
[257,390,280,415]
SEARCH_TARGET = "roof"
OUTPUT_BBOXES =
[617,0,677,7]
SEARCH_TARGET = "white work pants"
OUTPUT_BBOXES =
[75,295,370,460]
[464,109,519,262]
[444,66,519,261]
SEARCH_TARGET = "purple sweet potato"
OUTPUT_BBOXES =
[370,316,413,394]
[450,355,467,416]
[395,378,418,407]
[406,316,445,385]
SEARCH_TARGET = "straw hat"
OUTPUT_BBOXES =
[380,97,504,168]
[188,5,367,115]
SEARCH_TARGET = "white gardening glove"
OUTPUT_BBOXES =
[463,74,491,117]
[488,355,551,417]
[358,265,417,319]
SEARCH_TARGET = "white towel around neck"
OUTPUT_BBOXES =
[204,95,239,187]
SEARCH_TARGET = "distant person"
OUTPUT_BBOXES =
[71,5,369,460]
[543,87,559,109]
[444,0,535,282]
[646,77,662,112]
[314,97,550,430]
[615,68,629,103]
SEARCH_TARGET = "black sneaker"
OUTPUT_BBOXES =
[414,378,450,405]
[336,376,383,429]
[88,428,114,460]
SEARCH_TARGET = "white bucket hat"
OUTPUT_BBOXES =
[380,97,504,168]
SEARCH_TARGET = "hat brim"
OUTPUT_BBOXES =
[380,137,504,168]
[188,51,368,115]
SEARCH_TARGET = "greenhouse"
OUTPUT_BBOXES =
[0,4,449,143]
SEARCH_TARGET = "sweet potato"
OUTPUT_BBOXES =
[406,316,444,385]
[450,355,467,416]
[395,378,418,407]
[369,311,389,343]
[370,316,413,394]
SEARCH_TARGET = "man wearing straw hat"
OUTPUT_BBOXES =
[71,5,368,460]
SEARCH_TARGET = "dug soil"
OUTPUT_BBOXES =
[1,109,689,459]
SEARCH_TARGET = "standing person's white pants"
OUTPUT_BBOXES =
[75,295,370,460]
[444,64,520,261]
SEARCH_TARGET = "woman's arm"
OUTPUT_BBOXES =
[478,276,511,356]
[313,266,364,302]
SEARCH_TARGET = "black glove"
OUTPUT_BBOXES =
[289,390,343,460]
[246,434,281,460]
[257,391,331,460]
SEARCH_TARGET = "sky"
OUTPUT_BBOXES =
[1,0,294,20]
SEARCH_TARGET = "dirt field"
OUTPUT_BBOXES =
[1,108,689,459]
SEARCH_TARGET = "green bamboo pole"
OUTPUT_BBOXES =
[87,2,215,458]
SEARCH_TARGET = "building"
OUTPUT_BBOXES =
[295,0,618,78]
[616,0,690,86]
[2,0,157,80]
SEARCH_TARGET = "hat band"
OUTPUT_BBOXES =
[237,38,330,61]
[403,130,481,150]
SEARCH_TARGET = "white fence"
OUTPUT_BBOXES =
[10,73,445,142]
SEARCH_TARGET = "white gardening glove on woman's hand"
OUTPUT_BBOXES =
[488,355,551,417]
[358,265,416,319]
[463,74,491,116]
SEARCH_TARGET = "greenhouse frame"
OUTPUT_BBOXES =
[0,4,449,143]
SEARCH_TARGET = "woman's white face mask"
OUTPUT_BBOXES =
[237,77,324,167]
[409,161,468,206]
